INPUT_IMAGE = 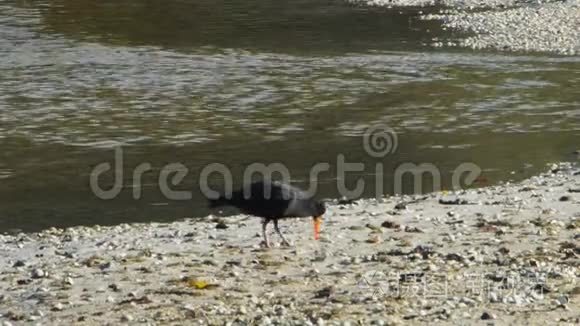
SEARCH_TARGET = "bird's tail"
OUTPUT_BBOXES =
[208,196,229,209]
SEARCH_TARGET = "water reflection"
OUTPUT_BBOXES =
[42,0,440,53]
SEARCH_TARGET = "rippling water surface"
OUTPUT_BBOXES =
[0,0,578,232]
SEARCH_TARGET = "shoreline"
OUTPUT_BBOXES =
[1,162,579,325]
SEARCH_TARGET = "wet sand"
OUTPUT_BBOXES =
[1,162,578,325]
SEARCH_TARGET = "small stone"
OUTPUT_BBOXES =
[338,197,354,205]
[556,295,569,306]
[381,220,400,229]
[51,303,64,311]
[489,292,499,303]
[31,269,46,279]
[314,286,335,299]
[481,312,495,320]
[99,262,113,270]
[121,314,134,322]
[413,245,434,259]
[12,260,25,268]
[203,259,217,266]
[64,277,74,286]
[461,297,476,306]
[275,305,286,316]
[394,203,407,210]
[216,221,228,229]
[404,226,424,233]
[108,283,121,292]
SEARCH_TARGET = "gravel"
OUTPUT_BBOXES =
[423,0,580,55]
[350,0,580,55]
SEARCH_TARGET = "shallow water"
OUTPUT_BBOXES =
[0,0,579,232]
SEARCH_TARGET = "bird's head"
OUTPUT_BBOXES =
[313,200,326,216]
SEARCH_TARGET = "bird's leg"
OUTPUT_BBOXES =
[262,219,271,248]
[273,219,291,247]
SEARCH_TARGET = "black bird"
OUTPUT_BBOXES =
[208,180,326,247]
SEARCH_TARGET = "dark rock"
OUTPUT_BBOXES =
[497,247,510,255]
[12,260,25,268]
[17,279,32,285]
[215,221,228,229]
[413,245,435,259]
[108,283,121,292]
[313,286,335,299]
[338,197,355,205]
[381,220,401,229]
[439,198,470,205]
[225,259,244,266]
[202,259,218,266]
[481,312,495,320]
[445,253,465,262]
[394,203,407,210]
[533,283,552,294]
[381,249,407,256]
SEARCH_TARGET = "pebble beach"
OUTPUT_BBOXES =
[352,0,580,55]
[1,162,578,325]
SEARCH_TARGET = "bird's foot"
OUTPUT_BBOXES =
[260,240,271,248]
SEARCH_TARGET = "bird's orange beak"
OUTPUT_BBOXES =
[313,216,323,240]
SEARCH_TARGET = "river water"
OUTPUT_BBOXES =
[0,0,579,232]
